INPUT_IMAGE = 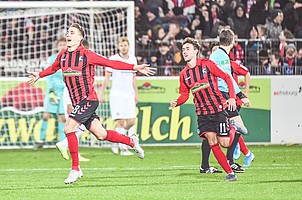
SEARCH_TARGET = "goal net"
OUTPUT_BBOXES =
[0,1,135,148]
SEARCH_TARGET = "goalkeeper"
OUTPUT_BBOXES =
[33,38,67,150]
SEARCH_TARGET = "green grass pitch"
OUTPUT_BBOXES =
[1,145,302,199]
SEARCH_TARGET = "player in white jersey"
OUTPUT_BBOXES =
[55,40,90,162]
[99,37,138,156]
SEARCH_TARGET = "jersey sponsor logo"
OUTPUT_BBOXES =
[185,76,191,80]
[79,56,83,61]
[191,82,209,93]
[61,58,66,61]
[202,68,207,74]
[63,68,82,76]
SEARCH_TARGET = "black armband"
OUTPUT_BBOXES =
[237,91,246,99]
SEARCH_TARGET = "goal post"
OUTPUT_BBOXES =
[0,1,135,148]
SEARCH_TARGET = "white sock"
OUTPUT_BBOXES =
[115,127,127,151]
[245,151,251,157]
[60,137,68,148]
[76,124,86,139]
[127,125,136,136]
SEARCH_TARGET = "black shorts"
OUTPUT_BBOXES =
[69,100,100,130]
[197,110,230,138]
[221,91,239,118]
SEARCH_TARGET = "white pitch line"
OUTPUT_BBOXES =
[0,166,198,172]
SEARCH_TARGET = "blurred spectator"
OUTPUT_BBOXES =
[241,0,256,18]
[268,51,282,75]
[230,34,244,64]
[155,41,175,76]
[136,32,156,64]
[146,6,162,28]
[279,30,294,58]
[135,5,149,38]
[152,25,166,44]
[258,49,270,75]
[192,4,211,37]
[163,21,190,41]
[283,0,302,34]
[162,7,189,29]
[249,0,269,27]
[265,9,284,40]
[135,0,169,15]
[210,20,226,38]
[228,3,251,39]
[168,0,195,15]
[245,26,262,67]
[283,43,301,75]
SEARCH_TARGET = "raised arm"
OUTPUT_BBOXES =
[88,51,156,76]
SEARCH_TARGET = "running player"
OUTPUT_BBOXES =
[28,23,156,184]
[170,37,239,181]
[55,40,90,162]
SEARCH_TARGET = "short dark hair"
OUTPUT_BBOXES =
[219,29,234,46]
[182,37,201,51]
[70,23,85,39]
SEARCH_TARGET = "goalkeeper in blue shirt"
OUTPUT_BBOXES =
[33,38,66,150]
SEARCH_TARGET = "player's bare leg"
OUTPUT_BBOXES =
[89,118,144,159]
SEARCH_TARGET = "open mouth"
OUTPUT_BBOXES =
[67,39,72,42]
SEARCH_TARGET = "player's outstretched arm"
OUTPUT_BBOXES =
[133,64,157,76]
[27,72,40,85]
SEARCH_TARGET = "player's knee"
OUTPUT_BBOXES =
[94,132,106,140]
[63,125,72,134]
[125,119,135,129]
[220,140,230,148]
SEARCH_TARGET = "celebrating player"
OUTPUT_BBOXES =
[28,23,156,184]
[170,37,239,181]
[99,37,138,156]
[55,40,90,162]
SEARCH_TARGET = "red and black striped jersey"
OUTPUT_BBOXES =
[39,44,134,106]
[176,58,236,116]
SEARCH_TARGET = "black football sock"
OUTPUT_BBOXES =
[226,133,241,164]
[201,139,211,169]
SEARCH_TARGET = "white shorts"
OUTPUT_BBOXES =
[63,87,72,119]
[109,94,136,120]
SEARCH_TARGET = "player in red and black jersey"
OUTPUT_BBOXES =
[28,23,156,184]
[170,37,238,181]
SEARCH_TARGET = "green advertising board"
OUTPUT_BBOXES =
[0,77,271,146]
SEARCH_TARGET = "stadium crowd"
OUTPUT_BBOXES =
[1,0,302,75]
